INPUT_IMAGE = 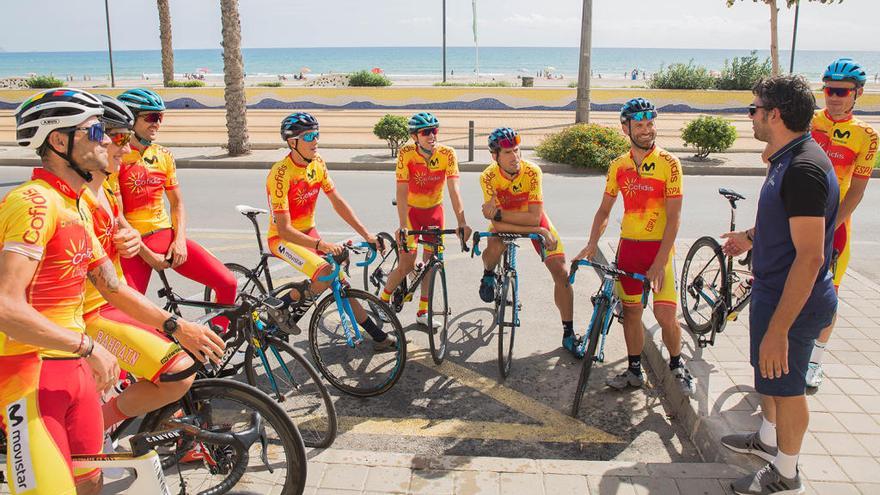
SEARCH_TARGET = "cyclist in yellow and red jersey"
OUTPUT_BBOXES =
[266,112,399,350]
[109,89,237,329]
[476,127,574,354]
[379,112,471,328]
[575,98,694,396]
[805,58,877,389]
[82,95,224,437]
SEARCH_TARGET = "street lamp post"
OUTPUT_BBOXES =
[104,0,116,87]
[442,0,447,83]
[789,0,800,73]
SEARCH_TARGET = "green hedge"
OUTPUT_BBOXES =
[257,81,283,87]
[26,75,64,89]
[165,80,206,87]
[681,116,738,159]
[536,124,629,171]
[715,52,771,90]
[649,61,715,90]
[349,70,392,87]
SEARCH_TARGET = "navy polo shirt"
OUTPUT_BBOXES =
[751,133,839,313]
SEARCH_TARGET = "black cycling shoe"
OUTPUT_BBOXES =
[479,275,495,303]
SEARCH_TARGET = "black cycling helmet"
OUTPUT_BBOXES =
[96,94,135,130]
[281,112,319,141]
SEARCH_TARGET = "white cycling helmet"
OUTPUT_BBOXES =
[15,88,104,149]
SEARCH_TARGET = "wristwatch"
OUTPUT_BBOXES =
[162,315,180,338]
[493,209,502,222]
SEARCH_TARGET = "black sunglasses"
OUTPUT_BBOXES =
[748,104,767,117]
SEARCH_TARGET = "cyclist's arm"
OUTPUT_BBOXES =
[835,176,868,229]
[586,194,616,246]
[274,211,326,249]
[88,259,175,328]
[487,221,546,236]
[326,189,371,240]
[654,197,682,265]
[491,203,542,227]
[447,177,468,228]
[0,251,85,353]
[166,187,187,243]
[395,182,409,228]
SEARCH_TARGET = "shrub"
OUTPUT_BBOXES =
[649,61,715,90]
[257,81,283,87]
[165,80,206,87]
[349,70,392,87]
[26,75,64,89]
[536,123,630,171]
[433,81,511,87]
[715,51,771,90]
[373,114,410,157]
[681,115,738,159]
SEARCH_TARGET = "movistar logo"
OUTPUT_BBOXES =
[642,162,656,172]
[833,129,851,140]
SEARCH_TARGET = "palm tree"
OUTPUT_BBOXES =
[726,0,843,77]
[220,0,250,155]
[157,0,174,86]
[575,0,593,123]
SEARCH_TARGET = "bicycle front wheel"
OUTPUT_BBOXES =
[571,297,608,417]
[426,263,449,365]
[309,288,407,397]
[245,335,338,448]
[363,232,399,295]
[140,378,307,495]
[680,236,727,335]
[496,272,517,379]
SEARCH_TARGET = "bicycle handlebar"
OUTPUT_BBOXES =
[569,259,651,307]
[317,242,375,282]
[400,227,470,253]
[471,231,547,261]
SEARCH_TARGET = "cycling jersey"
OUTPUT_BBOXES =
[605,146,683,242]
[811,110,877,201]
[266,153,335,237]
[81,185,123,315]
[396,144,459,209]
[0,168,107,357]
[480,160,564,258]
[109,144,178,235]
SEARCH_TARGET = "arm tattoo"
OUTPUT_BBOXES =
[88,262,120,294]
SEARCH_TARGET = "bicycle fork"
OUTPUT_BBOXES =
[330,281,364,348]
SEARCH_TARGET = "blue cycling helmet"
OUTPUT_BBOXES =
[280,112,319,140]
[620,97,657,123]
[408,112,440,133]
[117,88,166,113]
[823,58,867,87]
[488,127,520,152]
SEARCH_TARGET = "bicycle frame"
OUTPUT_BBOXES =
[239,207,281,292]
[317,242,377,348]
[394,227,468,303]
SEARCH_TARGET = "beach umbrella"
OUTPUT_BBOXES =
[371,67,384,74]
[299,67,311,74]
[196,67,210,73]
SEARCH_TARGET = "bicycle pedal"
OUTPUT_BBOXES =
[726,311,739,322]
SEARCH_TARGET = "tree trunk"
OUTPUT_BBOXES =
[157,0,174,86]
[220,0,250,155]
[767,0,780,76]
[575,0,593,123]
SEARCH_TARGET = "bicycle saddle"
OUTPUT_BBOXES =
[236,204,268,216]
[718,188,745,202]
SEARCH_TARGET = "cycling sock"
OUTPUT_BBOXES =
[773,450,798,479]
[669,354,682,370]
[759,416,777,447]
[627,355,642,375]
[359,316,387,341]
[417,297,429,316]
[562,320,574,338]
[102,396,130,428]
[810,340,826,364]
[381,287,393,303]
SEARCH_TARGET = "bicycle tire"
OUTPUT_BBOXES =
[496,272,517,379]
[309,288,407,397]
[204,263,267,312]
[139,378,307,495]
[426,263,449,365]
[244,335,338,448]
[680,236,727,336]
[363,232,399,295]
[571,297,608,417]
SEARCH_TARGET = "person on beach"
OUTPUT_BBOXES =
[476,127,576,356]
[574,98,694,396]
[803,58,877,390]
[111,89,237,329]
[377,112,471,327]
[720,75,839,495]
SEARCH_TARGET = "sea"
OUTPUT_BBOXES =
[1,47,878,82]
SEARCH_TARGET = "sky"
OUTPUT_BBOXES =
[0,0,875,52]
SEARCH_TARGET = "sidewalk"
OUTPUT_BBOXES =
[613,238,880,495]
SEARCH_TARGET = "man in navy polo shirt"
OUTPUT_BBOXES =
[719,75,839,495]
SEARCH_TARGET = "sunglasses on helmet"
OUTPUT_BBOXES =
[298,130,319,142]
[141,112,164,124]
[108,130,132,147]
[73,122,106,143]
[418,128,439,137]
[823,86,855,98]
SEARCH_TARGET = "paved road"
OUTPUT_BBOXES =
[1,167,877,464]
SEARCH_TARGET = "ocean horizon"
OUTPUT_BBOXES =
[1,47,878,81]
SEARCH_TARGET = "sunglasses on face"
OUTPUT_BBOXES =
[629,110,657,121]
[72,122,106,142]
[418,128,439,137]
[141,112,164,124]
[497,134,522,150]
[748,104,766,116]
[298,130,319,142]
[108,130,132,147]
[823,86,855,98]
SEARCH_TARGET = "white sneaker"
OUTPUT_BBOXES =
[805,362,824,389]
[416,312,441,329]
